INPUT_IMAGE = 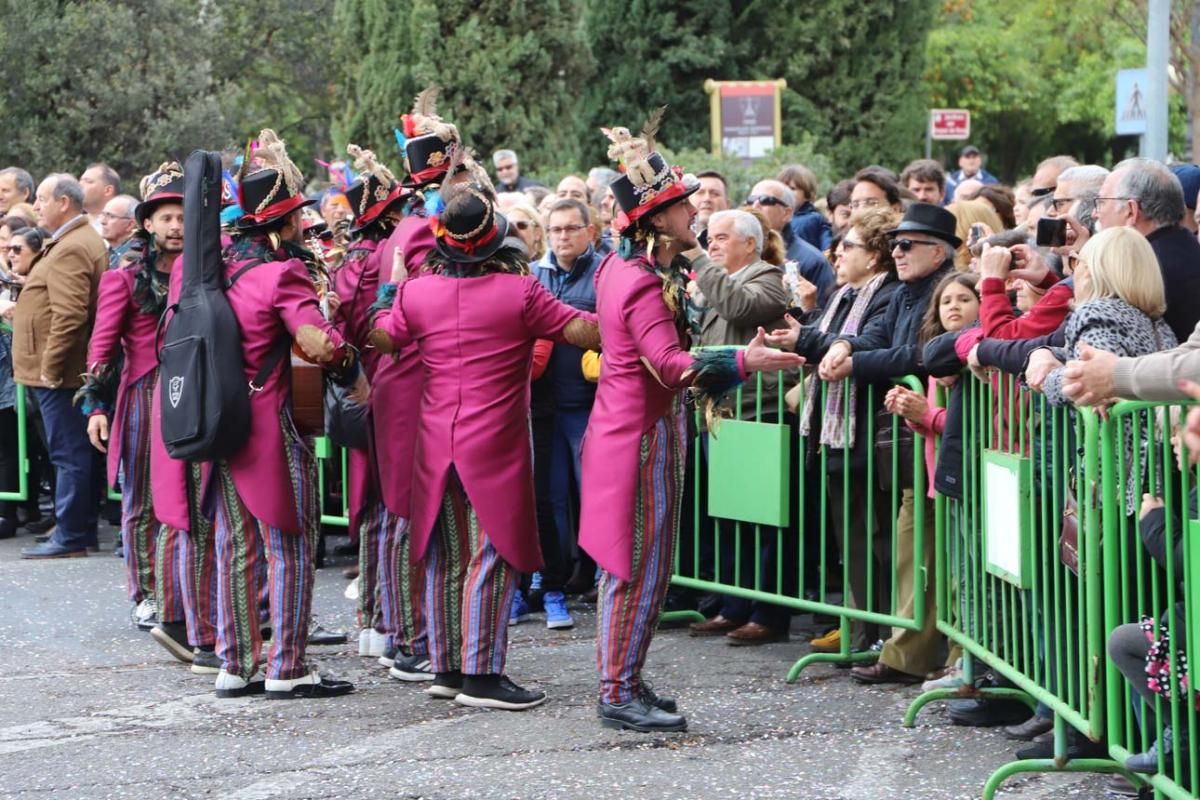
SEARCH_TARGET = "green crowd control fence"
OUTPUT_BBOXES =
[314,436,351,529]
[1101,400,1198,800]
[0,381,29,503]
[902,372,1132,797]
[663,348,929,682]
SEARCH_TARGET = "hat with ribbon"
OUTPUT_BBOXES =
[430,177,508,264]
[135,162,185,228]
[397,87,462,189]
[344,144,405,233]
[235,129,315,230]
[604,107,696,234]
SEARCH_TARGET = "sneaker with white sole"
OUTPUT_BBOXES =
[390,652,435,682]
[543,591,574,630]
[132,597,158,631]
[426,671,463,699]
[378,644,398,669]
[509,590,531,626]
[214,669,265,698]
[191,647,222,675]
[455,674,547,710]
[265,668,355,700]
[150,621,194,663]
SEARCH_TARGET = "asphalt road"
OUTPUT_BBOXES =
[0,526,1117,800]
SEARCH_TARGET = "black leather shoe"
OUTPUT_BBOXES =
[1004,715,1053,740]
[639,684,677,714]
[1015,729,1107,760]
[21,541,88,559]
[947,698,1031,727]
[455,674,547,710]
[307,623,348,646]
[24,516,56,534]
[265,669,355,699]
[597,698,687,732]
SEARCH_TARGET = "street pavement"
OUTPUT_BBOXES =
[0,526,1118,800]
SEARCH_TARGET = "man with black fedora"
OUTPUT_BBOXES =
[333,143,432,680]
[77,162,183,629]
[369,170,601,711]
[157,129,366,699]
[576,112,804,732]
[816,201,958,685]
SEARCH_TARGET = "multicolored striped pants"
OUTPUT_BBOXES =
[381,510,428,655]
[356,499,386,632]
[425,471,518,676]
[596,408,687,704]
[213,417,317,681]
[156,464,218,648]
[118,373,159,603]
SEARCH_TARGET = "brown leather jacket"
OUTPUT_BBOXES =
[12,216,107,388]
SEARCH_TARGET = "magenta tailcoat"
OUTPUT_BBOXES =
[578,254,699,582]
[377,271,591,574]
[366,216,433,518]
[151,253,350,534]
[86,266,163,488]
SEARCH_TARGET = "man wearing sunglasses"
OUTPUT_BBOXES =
[745,179,834,306]
[816,202,959,686]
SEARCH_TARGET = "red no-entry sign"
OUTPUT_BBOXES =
[930,109,971,140]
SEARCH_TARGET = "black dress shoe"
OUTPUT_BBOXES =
[455,674,547,710]
[1015,729,1107,760]
[1004,715,1054,740]
[597,698,687,732]
[307,623,348,646]
[947,698,1031,728]
[639,684,677,714]
[21,541,88,559]
[265,669,355,699]
[24,516,56,534]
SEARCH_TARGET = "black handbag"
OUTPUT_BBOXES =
[322,257,371,450]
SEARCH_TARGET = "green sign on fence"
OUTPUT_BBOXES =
[706,418,791,528]
[982,449,1033,589]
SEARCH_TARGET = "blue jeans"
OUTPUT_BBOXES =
[549,408,590,575]
[34,387,98,548]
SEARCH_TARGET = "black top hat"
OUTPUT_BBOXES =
[431,184,509,264]
[403,133,459,189]
[135,162,185,228]
[888,202,962,249]
[235,168,314,230]
[345,174,405,233]
[609,151,696,234]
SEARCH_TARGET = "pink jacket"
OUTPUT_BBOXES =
[151,246,352,534]
[86,265,164,487]
[377,271,590,573]
[578,253,699,581]
[903,376,946,500]
[367,216,433,518]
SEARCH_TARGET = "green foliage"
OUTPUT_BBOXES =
[333,0,594,174]
[0,0,232,179]
[923,0,1189,180]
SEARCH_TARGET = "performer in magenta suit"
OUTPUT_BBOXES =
[579,116,804,732]
[371,167,599,711]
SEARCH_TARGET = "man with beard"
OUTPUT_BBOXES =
[78,164,185,631]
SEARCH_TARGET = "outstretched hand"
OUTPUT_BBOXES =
[764,314,802,351]
[743,327,805,373]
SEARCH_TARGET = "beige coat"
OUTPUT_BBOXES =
[693,254,790,421]
[12,216,107,388]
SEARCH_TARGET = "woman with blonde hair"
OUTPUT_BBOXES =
[505,203,547,262]
[947,199,1004,269]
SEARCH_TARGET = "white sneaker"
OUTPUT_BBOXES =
[368,630,387,658]
[358,628,372,656]
[344,576,359,601]
[214,669,264,698]
[132,597,158,630]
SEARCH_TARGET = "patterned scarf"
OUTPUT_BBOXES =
[799,272,888,448]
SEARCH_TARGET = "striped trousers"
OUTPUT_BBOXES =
[156,463,218,648]
[356,500,386,632]
[596,408,687,704]
[381,510,428,655]
[425,471,517,676]
[118,373,159,603]
[213,418,317,681]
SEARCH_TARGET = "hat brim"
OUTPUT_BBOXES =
[887,221,961,250]
[615,182,699,235]
[349,189,407,234]
[135,193,184,228]
[235,196,317,231]
[434,213,510,264]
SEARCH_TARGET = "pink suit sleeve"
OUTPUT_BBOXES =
[623,271,695,390]
[523,277,593,340]
[87,269,132,371]
[273,258,350,358]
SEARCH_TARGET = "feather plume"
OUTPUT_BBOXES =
[346,144,396,186]
[640,105,667,152]
[438,143,469,200]
[254,129,304,194]
[413,86,439,119]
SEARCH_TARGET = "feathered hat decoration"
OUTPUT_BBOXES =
[601,105,666,187]
[347,145,396,187]
[400,86,460,143]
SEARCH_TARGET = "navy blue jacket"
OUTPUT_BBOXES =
[1146,224,1200,343]
[781,224,835,307]
[789,202,832,253]
[535,247,600,410]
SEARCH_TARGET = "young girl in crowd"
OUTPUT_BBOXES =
[884,272,981,495]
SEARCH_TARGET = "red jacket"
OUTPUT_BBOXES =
[979,274,1071,340]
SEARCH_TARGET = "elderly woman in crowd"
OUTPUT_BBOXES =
[767,207,902,653]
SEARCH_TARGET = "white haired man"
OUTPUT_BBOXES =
[492,149,541,193]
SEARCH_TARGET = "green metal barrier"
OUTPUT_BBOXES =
[1102,400,1198,800]
[0,382,29,502]
[665,347,928,682]
[314,436,350,528]
[903,372,1132,798]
